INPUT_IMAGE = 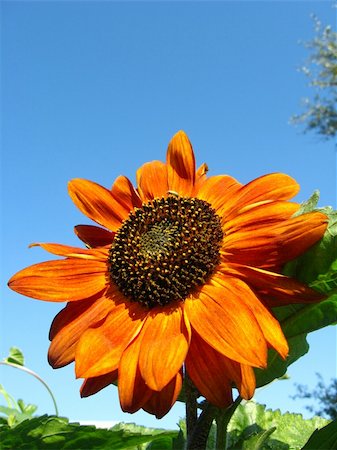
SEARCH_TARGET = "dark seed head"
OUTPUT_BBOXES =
[108,196,223,308]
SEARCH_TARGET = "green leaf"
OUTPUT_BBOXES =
[0,384,19,410]
[302,418,337,449]
[227,401,328,449]
[255,334,309,388]
[310,260,337,294]
[17,399,38,416]
[4,347,25,366]
[281,294,337,337]
[146,436,175,449]
[172,427,186,450]
[0,416,179,449]
[241,427,276,449]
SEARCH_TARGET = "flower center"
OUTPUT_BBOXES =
[108,196,223,308]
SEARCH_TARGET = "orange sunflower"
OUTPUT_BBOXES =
[9,131,327,419]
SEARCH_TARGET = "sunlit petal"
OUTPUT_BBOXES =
[136,160,168,201]
[8,259,108,302]
[167,130,196,196]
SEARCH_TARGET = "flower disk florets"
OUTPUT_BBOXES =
[108,196,224,308]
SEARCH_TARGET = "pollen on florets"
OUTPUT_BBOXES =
[108,196,223,308]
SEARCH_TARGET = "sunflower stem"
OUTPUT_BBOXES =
[186,401,217,450]
[215,396,242,449]
[185,373,198,439]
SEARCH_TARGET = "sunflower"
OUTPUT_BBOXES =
[8,131,327,418]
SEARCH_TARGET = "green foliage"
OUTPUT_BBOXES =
[0,416,178,450]
[0,384,37,427]
[218,401,328,450]
[4,347,25,367]
[255,192,337,387]
[1,347,59,416]
[291,16,337,138]
[302,418,337,449]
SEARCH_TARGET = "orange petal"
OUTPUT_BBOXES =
[220,173,300,219]
[211,276,289,359]
[111,175,142,211]
[48,292,115,368]
[196,175,242,213]
[222,212,328,267]
[166,130,196,196]
[138,303,190,391]
[223,201,300,232]
[239,364,256,400]
[68,178,128,232]
[143,370,183,419]
[75,301,147,378]
[186,332,233,408]
[136,161,168,202]
[29,243,108,261]
[8,259,108,302]
[80,369,118,398]
[75,225,115,248]
[220,263,324,304]
[118,335,152,414]
[185,284,267,368]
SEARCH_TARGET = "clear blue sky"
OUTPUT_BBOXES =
[1,1,336,430]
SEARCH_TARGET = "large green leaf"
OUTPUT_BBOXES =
[302,418,337,449]
[226,400,328,450]
[0,416,178,450]
[255,335,309,388]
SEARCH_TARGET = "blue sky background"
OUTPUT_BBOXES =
[1,1,336,430]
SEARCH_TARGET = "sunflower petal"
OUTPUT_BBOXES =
[111,175,142,211]
[48,293,114,368]
[136,161,168,201]
[185,284,267,367]
[75,225,115,248]
[196,175,242,213]
[118,336,152,414]
[212,276,289,359]
[221,173,300,219]
[75,301,146,378]
[68,178,127,232]
[29,243,108,261]
[8,259,107,302]
[220,263,324,304]
[143,370,183,419]
[222,212,328,267]
[186,332,233,408]
[239,364,256,400]
[138,303,189,391]
[167,130,196,196]
[223,201,300,232]
[80,370,118,398]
